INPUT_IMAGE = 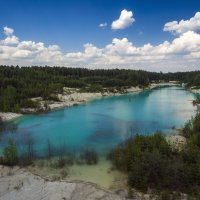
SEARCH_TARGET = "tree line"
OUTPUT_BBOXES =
[0,65,200,112]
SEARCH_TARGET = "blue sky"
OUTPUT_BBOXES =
[0,0,200,72]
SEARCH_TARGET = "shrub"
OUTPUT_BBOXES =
[108,130,200,194]
[159,191,171,200]
[50,155,74,169]
[18,155,34,166]
[57,156,67,168]
[182,121,192,138]
[81,149,98,165]
[193,97,200,106]
[60,169,68,178]
[81,84,103,93]
[3,138,18,166]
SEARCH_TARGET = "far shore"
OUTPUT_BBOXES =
[0,82,179,122]
[0,112,22,122]
[190,88,200,94]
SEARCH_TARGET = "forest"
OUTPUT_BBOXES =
[0,65,200,112]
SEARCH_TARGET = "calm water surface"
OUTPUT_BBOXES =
[0,86,198,156]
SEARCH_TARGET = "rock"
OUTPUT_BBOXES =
[0,166,125,200]
[166,135,187,150]
[115,189,128,198]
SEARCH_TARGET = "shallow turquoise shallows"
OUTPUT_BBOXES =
[0,86,199,156]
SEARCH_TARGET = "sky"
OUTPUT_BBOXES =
[0,0,200,72]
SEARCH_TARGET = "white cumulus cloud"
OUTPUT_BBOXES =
[2,35,19,45]
[164,12,200,35]
[3,26,14,36]
[1,19,200,72]
[111,9,135,30]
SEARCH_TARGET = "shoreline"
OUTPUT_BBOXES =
[190,88,200,94]
[0,86,143,122]
[0,165,126,200]
[27,157,127,190]
[0,112,22,122]
[47,86,143,110]
[0,83,179,122]
[0,164,160,200]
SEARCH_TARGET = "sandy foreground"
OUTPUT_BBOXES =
[0,164,188,200]
[0,165,161,200]
[0,165,125,200]
[28,158,127,190]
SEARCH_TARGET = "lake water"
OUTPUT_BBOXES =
[0,86,198,157]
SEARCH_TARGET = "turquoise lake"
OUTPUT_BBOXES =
[0,86,199,157]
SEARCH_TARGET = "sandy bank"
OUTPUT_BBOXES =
[28,158,126,190]
[23,86,145,113]
[0,165,162,200]
[39,84,174,111]
[49,91,103,110]
[0,112,22,122]
[186,85,200,94]
[150,82,179,89]
[0,165,125,200]
[190,88,200,94]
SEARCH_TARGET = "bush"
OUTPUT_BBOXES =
[60,169,68,178]
[81,84,103,93]
[21,99,40,108]
[182,121,192,138]
[186,112,200,147]
[109,133,171,172]
[50,155,74,169]
[81,149,98,165]
[3,139,18,166]
[56,156,68,168]
[159,191,171,200]
[193,97,200,106]
[108,130,200,194]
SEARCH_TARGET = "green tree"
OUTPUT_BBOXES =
[3,138,18,166]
